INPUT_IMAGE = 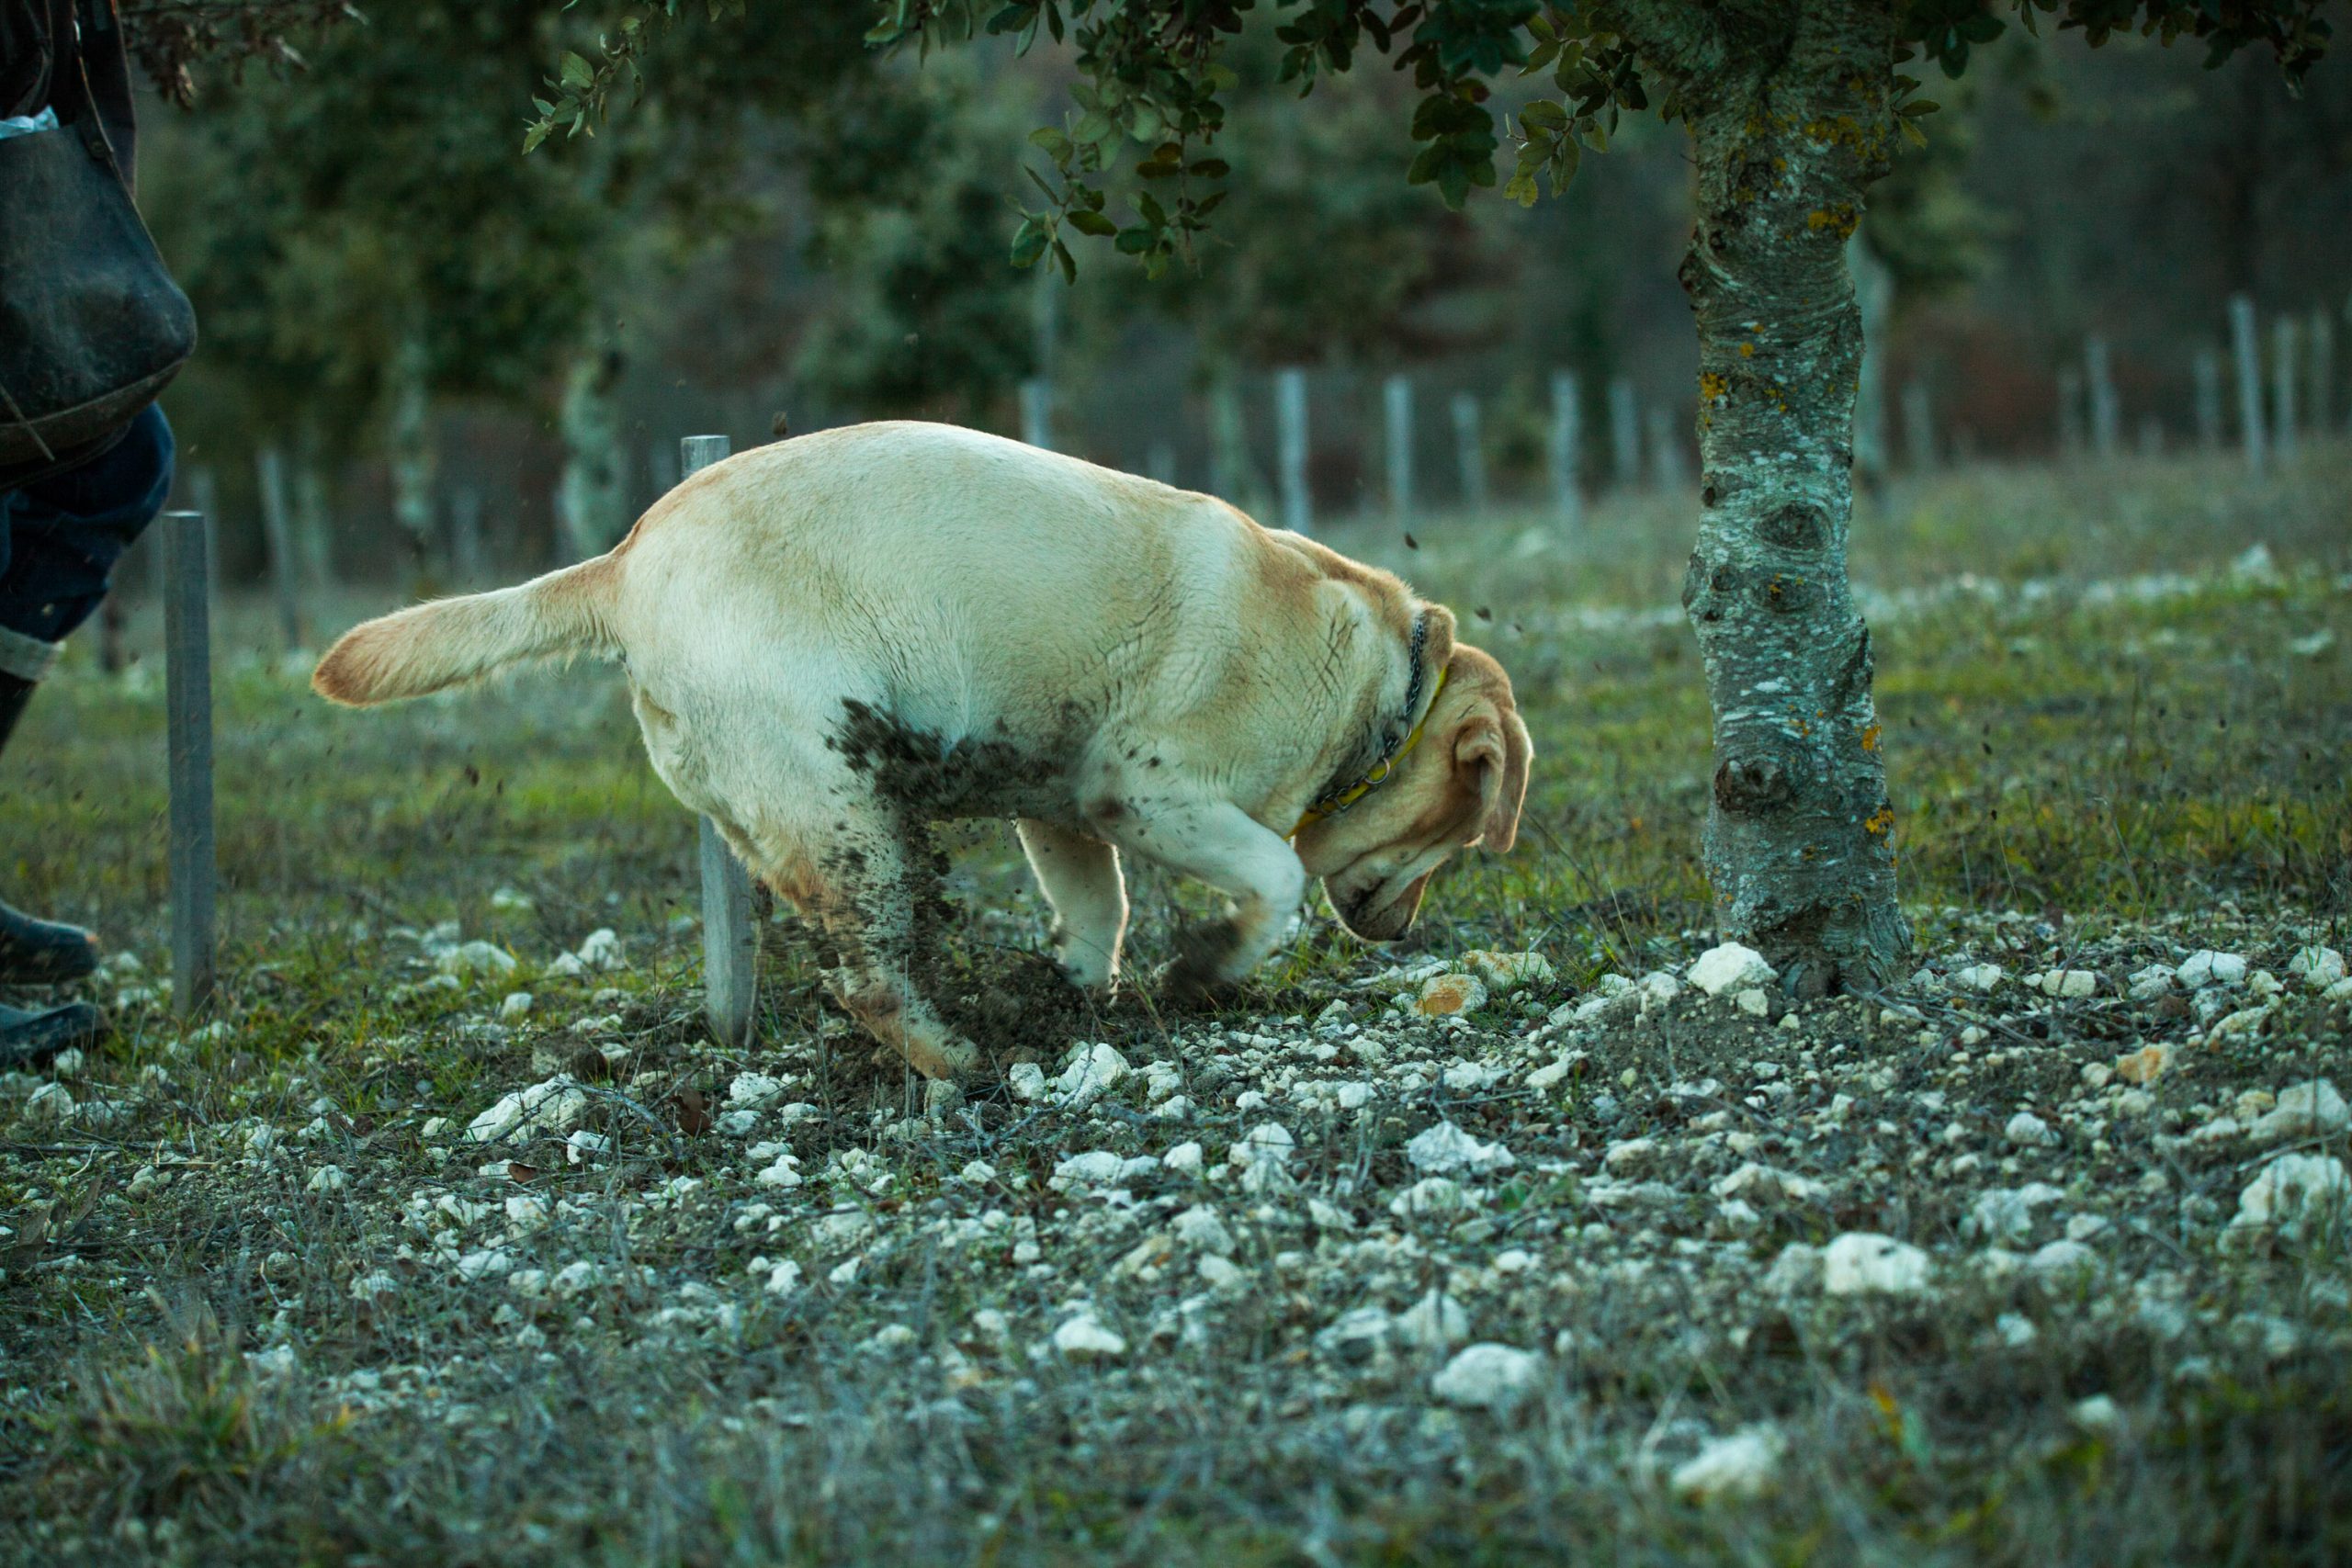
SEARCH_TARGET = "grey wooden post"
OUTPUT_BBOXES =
[2086,338,2120,461]
[2055,367,2085,460]
[2272,317,2299,462]
[1900,378,1936,473]
[682,434,756,1048]
[163,511,216,1017]
[2229,295,2267,476]
[2192,349,2224,451]
[1383,373,1414,516]
[1548,370,1583,530]
[188,467,220,604]
[1450,392,1487,512]
[1275,367,1311,534]
[1607,377,1641,490]
[255,446,308,650]
[294,457,334,592]
[1145,441,1176,486]
[1019,378,1053,451]
[1645,404,1687,491]
[450,487,485,584]
[2309,309,2335,435]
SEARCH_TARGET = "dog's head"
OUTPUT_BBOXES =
[1295,637,1532,942]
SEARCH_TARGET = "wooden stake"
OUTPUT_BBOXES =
[1020,378,1053,451]
[163,510,216,1017]
[2272,316,2299,462]
[1275,368,1311,534]
[1607,378,1641,490]
[2309,308,2335,435]
[1384,374,1414,517]
[2229,295,2267,477]
[256,446,309,650]
[2086,338,2120,461]
[682,435,755,1047]
[1548,371,1583,530]
[1451,392,1487,513]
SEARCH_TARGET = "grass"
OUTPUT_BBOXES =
[0,446,2347,1564]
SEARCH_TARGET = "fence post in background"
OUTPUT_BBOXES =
[450,487,485,585]
[2271,317,2299,462]
[2309,308,2335,435]
[163,510,216,1018]
[1607,378,1641,491]
[2192,349,2224,452]
[1645,404,1688,492]
[2086,338,2120,461]
[293,454,334,594]
[1450,392,1487,513]
[1547,370,1583,531]
[1384,373,1414,517]
[1900,379,1936,473]
[188,467,221,604]
[1020,378,1053,451]
[1145,441,1176,487]
[1275,367,1312,534]
[2229,295,2267,477]
[255,447,309,651]
[682,434,756,1049]
[2055,367,2085,460]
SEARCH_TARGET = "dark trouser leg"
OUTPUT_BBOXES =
[0,408,175,1023]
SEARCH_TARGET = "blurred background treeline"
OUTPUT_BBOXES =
[137,5,2352,589]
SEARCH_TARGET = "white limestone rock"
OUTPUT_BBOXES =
[1688,943,1776,998]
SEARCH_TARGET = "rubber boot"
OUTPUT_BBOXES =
[0,999,101,1069]
[0,671,103,983]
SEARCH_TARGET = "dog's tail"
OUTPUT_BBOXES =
[311,556,622,706]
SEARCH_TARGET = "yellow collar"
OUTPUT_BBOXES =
[1291,662,1447,839]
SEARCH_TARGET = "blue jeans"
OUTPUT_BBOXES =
[0,407,175,677]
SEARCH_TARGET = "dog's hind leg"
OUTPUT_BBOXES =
[755,809,979,1085]
[1016,819,1126,994]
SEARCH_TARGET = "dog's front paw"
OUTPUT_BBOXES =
[1164,924,1244,1008]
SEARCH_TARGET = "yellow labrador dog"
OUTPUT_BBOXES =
[315,422,1531,1081]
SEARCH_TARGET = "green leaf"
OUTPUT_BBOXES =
[1066,209,1117,236]
[559,51,594,89]
[1521,98,1567,129]
[1011,218,1049,268]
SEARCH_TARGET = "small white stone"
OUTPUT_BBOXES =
[305,1165,348,1193]
[1051,1313,1127,1359]
[2250,1080,2349,1145]
[729,1072,787,1110]
[1055,1042,1129,1102]
[1763,1242,1825,1294]
[2176,950,2246,990]
[2005,1111,2059,1148]
[1711,1163,1826,1205]
[1460,950,1556,992]
[564,1129,610,1165]
[754,1151,802,1189]
[1227,1122,1295,1168]
[1951,964,2005,994]
[1603,1137,1657,1173]
[1732,987,1770,1017]
[1406,1120,1516,1176]
[2224,1154,2351,1251]
[498,991,534,1021]
[1170,1204,1236,1256]
[1430,1343,1542,1415]
[2289,946,2347,990]
[956,1159,996,1184]
[2027,1239,2101,1281]
[1395,1287,1470,1348]
[23,1083,73,1122]
[1822,1233,1931,1296]
[51,1047,84,1077]
[2127,965,2176,1000]
[571,929,626,972]
[435,940,517,978]
[551,1260,606,1297]
[2042,969,2098,998]
[1006,1062,1048,1102]
[1672,1425,1786,1502]
[1996,1313,2039,1348]
[1162,1141,1204,1174]
[349,1269,400,1303]
[1416,972,1488,1018]
[1688,942,1776,998]
[1050,1150,1129,1191]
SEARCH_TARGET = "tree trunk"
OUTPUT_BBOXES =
[559,340,628,562]
[1669,0,1908,993]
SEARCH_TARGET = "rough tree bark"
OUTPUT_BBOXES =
[1634,0,1910,992]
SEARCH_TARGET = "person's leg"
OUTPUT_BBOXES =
[0,408,175,1037]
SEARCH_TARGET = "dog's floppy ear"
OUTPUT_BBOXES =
[1453,701,1532,854]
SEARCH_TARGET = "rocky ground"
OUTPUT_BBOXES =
[1,454,2346,1562]
[3,901,2347,1562]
